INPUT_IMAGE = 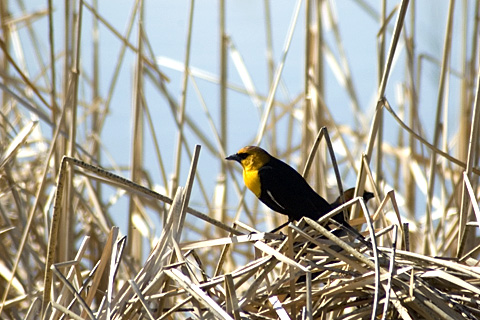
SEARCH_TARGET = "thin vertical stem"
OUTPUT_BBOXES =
[424,0,455,255]
[91,0,100,156]
[172,0,196,193]
[375,0,386,188]
[458,46,480,257]
[264,0,274,85]
[255,0,303,145]
[60,0,83,263]
[263,0,278,153]
[406,0,417,223]
[0,0,8,117]
[303,0,313,184]
[127,0,144,263]
[219,0,228,225]
[48,0,57,118]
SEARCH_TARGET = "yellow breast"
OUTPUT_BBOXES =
[243,169,261,198]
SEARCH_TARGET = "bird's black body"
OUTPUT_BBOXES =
[256,156,333,222]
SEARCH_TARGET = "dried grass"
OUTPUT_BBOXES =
[1,0,480,319]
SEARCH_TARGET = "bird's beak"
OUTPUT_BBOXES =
[226,153,241,162]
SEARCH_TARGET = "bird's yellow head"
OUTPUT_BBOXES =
[226,146,271,197]
[225,146,271,171]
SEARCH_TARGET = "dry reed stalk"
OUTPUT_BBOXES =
[255,0,303,145]
[458,46,480,257]
[424,0,456,256]
[127,0,145,264]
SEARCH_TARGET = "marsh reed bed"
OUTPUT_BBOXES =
[1,0,480,318]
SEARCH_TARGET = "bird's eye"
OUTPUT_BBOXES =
[237,153,249,160]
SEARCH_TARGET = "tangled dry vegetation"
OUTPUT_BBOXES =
[1,0,480,319]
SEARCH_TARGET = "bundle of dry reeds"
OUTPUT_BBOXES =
[1,0,480,319]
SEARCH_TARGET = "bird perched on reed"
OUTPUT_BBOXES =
[226,146,373,230]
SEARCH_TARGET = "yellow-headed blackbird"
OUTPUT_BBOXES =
[226,146,372,227]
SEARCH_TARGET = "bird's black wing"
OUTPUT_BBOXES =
[256,164,293,215]
[257,158,331,221]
